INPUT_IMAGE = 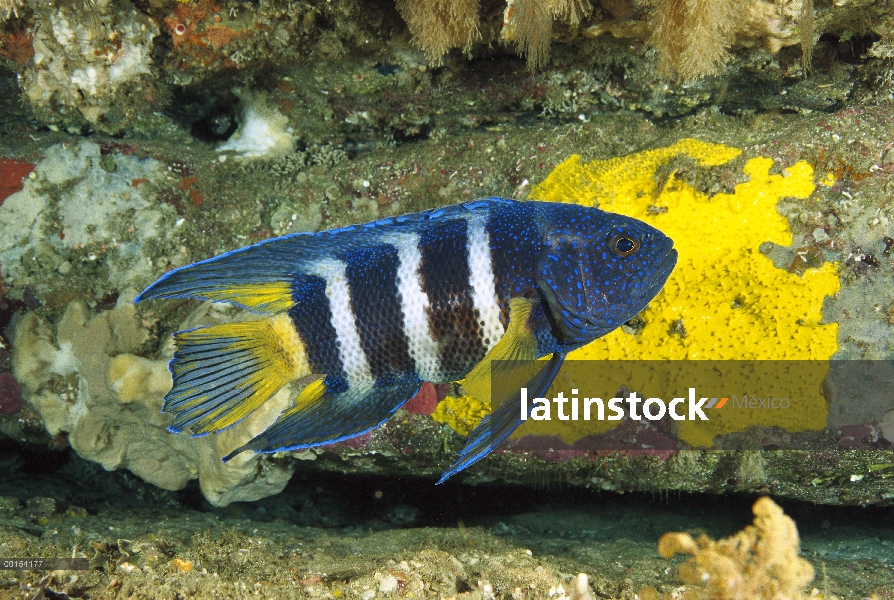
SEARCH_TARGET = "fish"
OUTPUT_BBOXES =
[135,197,677,482]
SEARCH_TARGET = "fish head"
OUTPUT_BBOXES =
[535,205,677,344]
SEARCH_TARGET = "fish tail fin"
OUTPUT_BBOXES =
[165,313,310,435]
[223,375,422,461]
[134,236,314,313]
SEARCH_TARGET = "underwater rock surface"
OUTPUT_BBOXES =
[1,2,894,599]
[0,141,175,297]
[2,124,894,507]
[20,0,160,133]
[0,0,893,511]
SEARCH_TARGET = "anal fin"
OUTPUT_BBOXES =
[223,374,422,461]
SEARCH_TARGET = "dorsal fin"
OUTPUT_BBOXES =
[135,198,516,313]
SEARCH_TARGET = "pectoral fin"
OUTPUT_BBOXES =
[460,296,540,404]
[437,297,565,483]
[438,352,567,484]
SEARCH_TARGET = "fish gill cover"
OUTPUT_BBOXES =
[433,139,841,447]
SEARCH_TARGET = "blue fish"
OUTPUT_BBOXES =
[136,198,676,482]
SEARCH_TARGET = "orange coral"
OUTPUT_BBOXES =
[164,0,221,46]
[656,497,814,600]
[163,0,251,71]
[164,0,247,51]
[170,558,193,572]
[201,25,247,49]
[0,29,33,65]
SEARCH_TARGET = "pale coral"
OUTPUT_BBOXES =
[20,0,159,133]
[585,0,816,80]
[396,0,816,78]
[648,0,739,81]
[395,0,481,65]
[500,0,593,69]
[395,0,592,69]
[655,497,814,599]
[10,298,295,507]
[217,90,296,160]
[0,0,23,22]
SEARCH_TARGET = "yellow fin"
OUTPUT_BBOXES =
[224,374,423,461]
[165,313,311,434]
[461,296,539,403]
[222,378,329,461]
[287,377,328,415]
[200,281,294,313]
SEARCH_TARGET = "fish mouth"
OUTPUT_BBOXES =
[647,244,677,296]
[629,239,677,304]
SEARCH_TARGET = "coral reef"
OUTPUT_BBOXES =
[9,297,295,506]
[217,90,296,160]
[651,496,814,599]
[0,0,886,133]
[0,142,178,300]
[0,0,878,106]
[20,0,160,133]
[0,141,301,506]
[2,32,894,504]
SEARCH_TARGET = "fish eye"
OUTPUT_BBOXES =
[610,235,639,257]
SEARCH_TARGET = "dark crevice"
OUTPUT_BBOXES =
[166,88,240,143]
